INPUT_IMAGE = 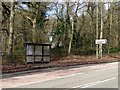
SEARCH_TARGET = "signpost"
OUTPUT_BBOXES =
[95,39,107,59]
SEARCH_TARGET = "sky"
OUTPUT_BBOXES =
[1,0,119,2]
[19,0,115,19]
[20,4,29,10]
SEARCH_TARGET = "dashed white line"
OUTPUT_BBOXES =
[3,62,118,88]
[12,72,84,88]
[73,77,117,88]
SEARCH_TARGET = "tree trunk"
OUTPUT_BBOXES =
[90,18,93,48]
[23,16,27,43]
[99,1,103,59]
[64,2,70,48]
[68,16,74,55]
[96,1,99,58]
[8,0,15,63]
[89,5,93,48]
[118,4,120,51]
[108,2,113,54]
[57,35,61,47]
[0,2,2,52]
[32,18,36,43]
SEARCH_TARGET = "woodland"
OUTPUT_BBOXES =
[1,1,120,66]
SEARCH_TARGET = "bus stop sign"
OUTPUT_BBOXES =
[95,39,107,44]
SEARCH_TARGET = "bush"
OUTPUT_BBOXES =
[71,47,96,56]
[2,51,25,65]
[109,47,118,53]
[51,47,96,57]
[51,47,68,57]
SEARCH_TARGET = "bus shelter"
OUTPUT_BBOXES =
[25,43,51,63]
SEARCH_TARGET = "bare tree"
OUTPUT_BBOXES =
[20,2,49,43]
[68,1,86,54]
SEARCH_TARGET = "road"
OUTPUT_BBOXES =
[2,62,119,89]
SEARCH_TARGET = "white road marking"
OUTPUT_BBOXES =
[82,77,117,88]
[99,77,117,83]
[94,66,117,72]
[73,81,99,88]
[3,62,118,88]
[12,72,84,88]
[73,77,117,88]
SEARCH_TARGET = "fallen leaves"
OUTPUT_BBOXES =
[2,53,120,73]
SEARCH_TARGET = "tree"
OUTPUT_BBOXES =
[64,2,71,48]
[98,1,104,59]
[8,0,15,63]
[118,2,120,51]
[96,1,99,58]
[20,2,49,43]
[0,2,2,51]
[87,2,96,48]
[68,15,74,54]
[107,2,113,54]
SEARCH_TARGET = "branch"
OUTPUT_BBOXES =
[78,4,87,10]
[25,16,33,22]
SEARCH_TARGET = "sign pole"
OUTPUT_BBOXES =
[100,43,102,59]
[95,39,107,59]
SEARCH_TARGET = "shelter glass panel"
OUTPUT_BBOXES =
[26,56,34,63]
[43,56,50,62]
[44,46,50,55]
[35,46,42,55]
[26,45,34,55]
[35,56,42,62]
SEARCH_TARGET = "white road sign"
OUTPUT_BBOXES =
[95,39,107,44]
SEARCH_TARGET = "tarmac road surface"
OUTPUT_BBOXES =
[2,62,119,89]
